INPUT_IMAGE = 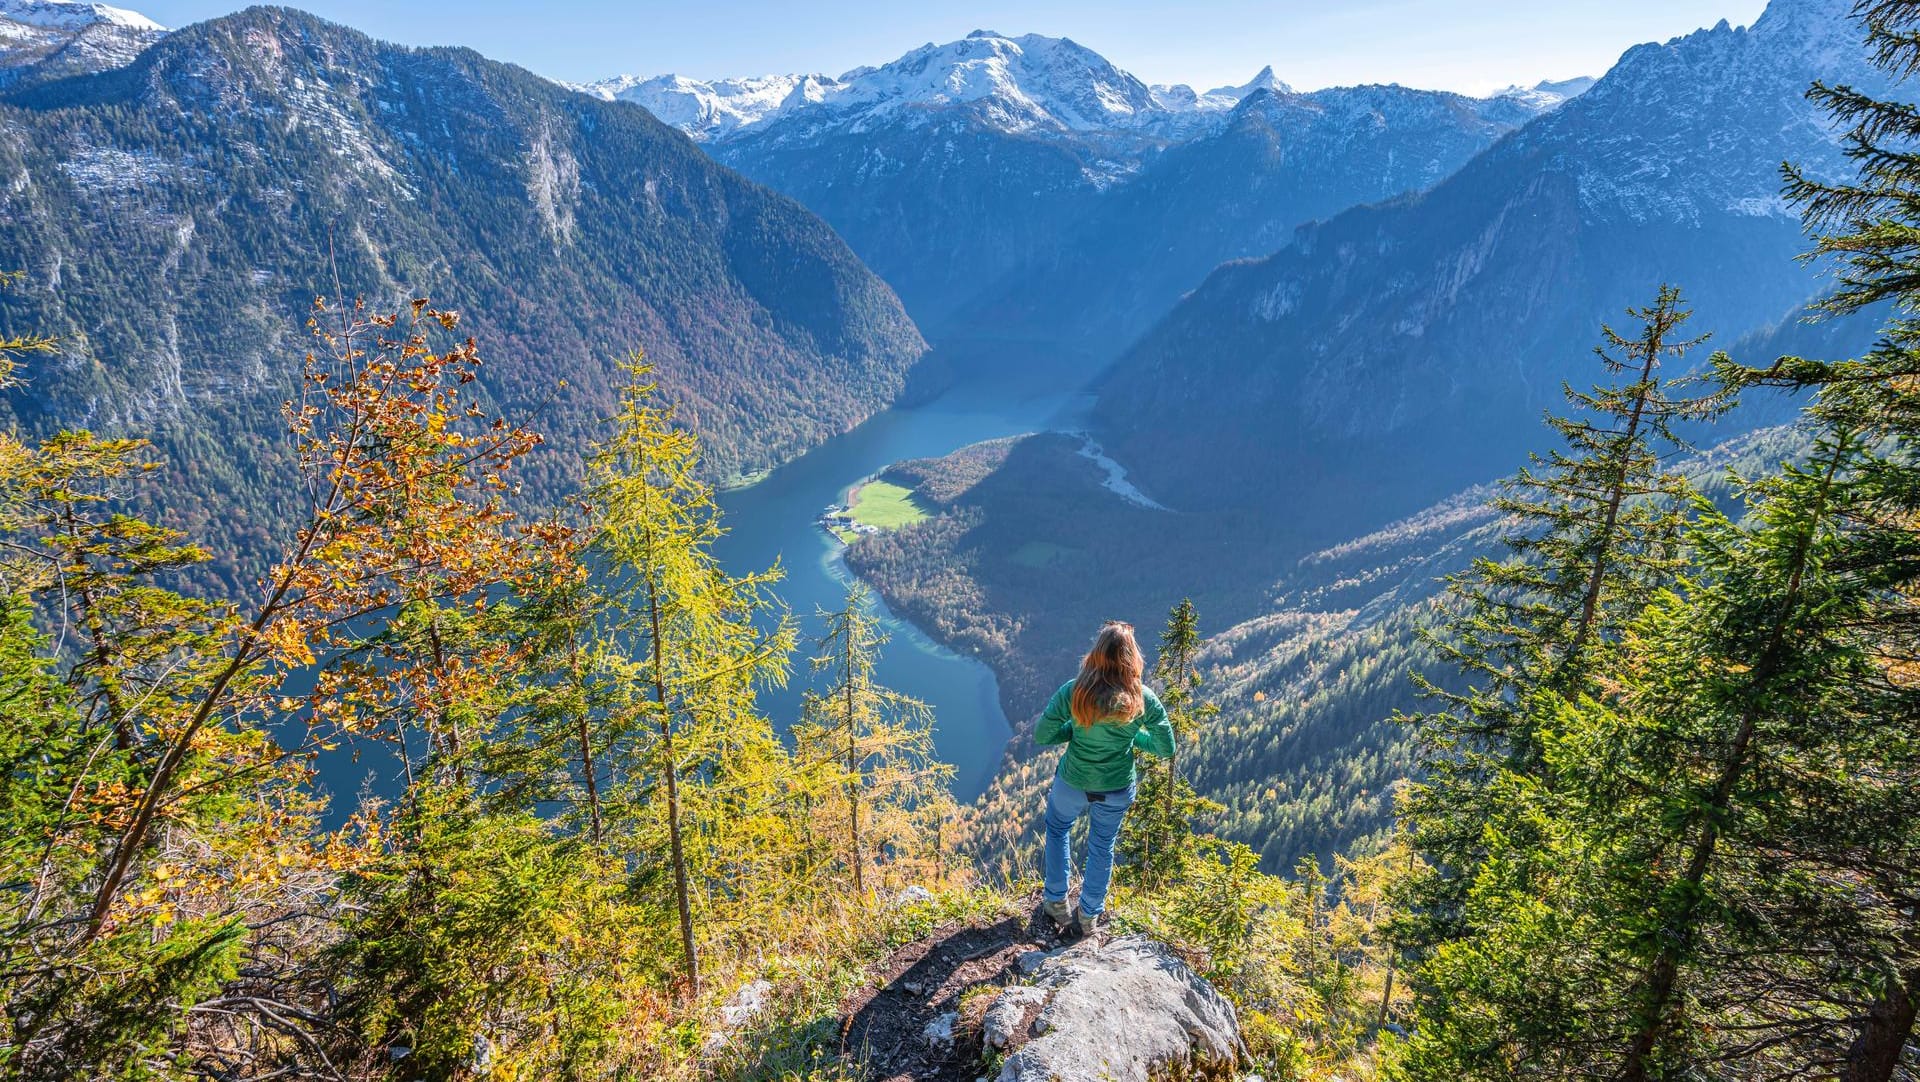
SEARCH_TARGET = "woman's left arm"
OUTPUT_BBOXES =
[1132,692,1176,759]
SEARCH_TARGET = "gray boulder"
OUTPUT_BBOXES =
[985,935,1243,1082]
[982,984,1049,1051]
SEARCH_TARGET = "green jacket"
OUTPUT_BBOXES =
[1034,680,1176,793]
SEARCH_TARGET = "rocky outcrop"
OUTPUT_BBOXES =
[982,935,1242,1082]
[839,905,1242,1082]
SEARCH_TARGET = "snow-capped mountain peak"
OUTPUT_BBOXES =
[574,72,828,140]
[589,32,1591,145]
[0,0,166,87]
[818,30,1163,134]
[0,0,163,32]
[584,30,1178,142]
[1490,75,1597,110]
[1149,65,1292,115]
[1205,65,1290,101]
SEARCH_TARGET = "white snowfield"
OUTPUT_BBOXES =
[573,72,828,141]
[584,30,1593,144]
[0,0,163,33]
[0,0,165,77]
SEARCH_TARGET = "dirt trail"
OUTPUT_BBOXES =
[840,898,1075,1082]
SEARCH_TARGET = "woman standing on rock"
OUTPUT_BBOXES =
[1035,620,1176,937]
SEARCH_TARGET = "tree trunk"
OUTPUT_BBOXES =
[846,630,864,898]
[577,711,602,846]
[569,632,602,845]
[1617,432,1847,1081]
[61,507,131,751]
[647,568,699,996]
[1842,966,1920,1082]
[1377,960,1397,1031]
[1163,750,1177,876]
[1567,323,1662,673]
[87,543,314,939]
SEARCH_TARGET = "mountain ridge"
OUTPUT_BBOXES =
[635,29,1587,337]
[0,0,163,86]
[1093,0,1872,520]
[585,29,1590,147]
[0,3,926,586]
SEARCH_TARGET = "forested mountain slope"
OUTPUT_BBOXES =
[1095,0,1873,527]
[841,0,1888,781]
[0,5,925,586]
[953,83,1550,359]
[943,424,1813,878]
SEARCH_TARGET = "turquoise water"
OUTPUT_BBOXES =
[715,379,1091,800]
[306,362,1091,812]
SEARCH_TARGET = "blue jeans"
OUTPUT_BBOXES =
[1042,772,1136,917]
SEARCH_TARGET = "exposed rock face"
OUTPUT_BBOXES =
[0,5,927,586]
[985,935,1242,1082]
[1097,0,1879,524]
[839,906,1243,1082]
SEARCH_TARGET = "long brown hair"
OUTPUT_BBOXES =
[1071,621,1144,726]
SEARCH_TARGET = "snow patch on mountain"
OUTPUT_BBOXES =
[796,31,1165,136]
[0,0,164,84]
[575,72,829,140]
[1491,75,1596,110]
[592,31,1591,147]
[1539,0,1864,225]
[0,0,161,31]
[1150,65,1291,115]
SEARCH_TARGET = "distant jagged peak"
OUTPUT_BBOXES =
[1150,65,1291,115]
[1750,0,1858,36]
[1581,0,1876,116]
[825,29,1162,133]
[1748,0,1867,67]
[595,28,1607,144]
[0,0,163,32]
[592,29,1184,141]
[1488,75,1596,111]
[1205,64,1291,101]
[572,71,829,140]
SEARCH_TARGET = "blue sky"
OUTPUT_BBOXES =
[133,0,1772,94]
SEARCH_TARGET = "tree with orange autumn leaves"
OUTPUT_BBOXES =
[0,296,580,1078]
[0,289,959,1080]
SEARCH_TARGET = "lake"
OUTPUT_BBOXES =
[306,350,1092,812]
[715,374,1091,800]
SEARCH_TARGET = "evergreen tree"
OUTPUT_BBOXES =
[1124,598,1222,888]
[1400,8,1920,1073]
[478,553,628,844]
[795,584,951,898]
[1399,287,1728,956]
[1399,419,1920,1076]
[586,358,795,995]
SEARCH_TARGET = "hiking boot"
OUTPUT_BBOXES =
[1041,899,1073,928]
[1076,909,1103,938]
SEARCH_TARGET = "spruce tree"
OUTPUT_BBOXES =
[1123,598,1222,888]
[1400,287,1728,957]
[1400,419,1918,1076]
[1401,7,1920,1070]
[481,550,626,843]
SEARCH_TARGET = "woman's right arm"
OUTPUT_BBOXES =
[1034,684,1074,746]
